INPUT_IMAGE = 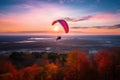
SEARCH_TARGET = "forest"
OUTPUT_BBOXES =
[0,48,120,80]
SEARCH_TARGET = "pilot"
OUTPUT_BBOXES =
[56,36,61,40]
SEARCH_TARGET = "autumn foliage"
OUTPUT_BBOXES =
[0,49,120,80]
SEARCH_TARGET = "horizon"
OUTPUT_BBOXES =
[0,32,120,36]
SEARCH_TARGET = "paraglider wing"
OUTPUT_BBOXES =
[52,20,69,33]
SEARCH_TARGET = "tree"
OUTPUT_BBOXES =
[64,50,96,80]
[94,51,113,80]
[42,62,58,80]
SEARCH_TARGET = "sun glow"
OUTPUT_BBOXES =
[54,26,60,31]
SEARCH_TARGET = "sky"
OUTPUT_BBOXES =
[0,0,120,35]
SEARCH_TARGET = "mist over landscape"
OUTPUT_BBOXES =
[0,34,120,54]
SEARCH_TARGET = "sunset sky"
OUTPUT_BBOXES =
[0,0,120,35]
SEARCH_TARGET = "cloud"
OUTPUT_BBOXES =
[0,2,76,32]
[107,24,120,29]
[93,24,120,29]
[71,27,89,29]
[89,13,120,22]
[59,0,84,4]
[0,0,120,34]
[14,31,51,33]
[61,12,120,23]
[70,12,120,27]
[62,15,92,22]
[71,24,120,29]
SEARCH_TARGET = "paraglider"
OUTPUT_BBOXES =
[56,36,61,40]
[52,19,69,40]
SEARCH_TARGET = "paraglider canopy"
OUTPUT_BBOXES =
[52,19,69,33]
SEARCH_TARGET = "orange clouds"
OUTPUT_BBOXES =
[0,3,74,33]
[90,13,120,22]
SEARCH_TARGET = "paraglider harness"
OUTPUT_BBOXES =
[56,36,61,40]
